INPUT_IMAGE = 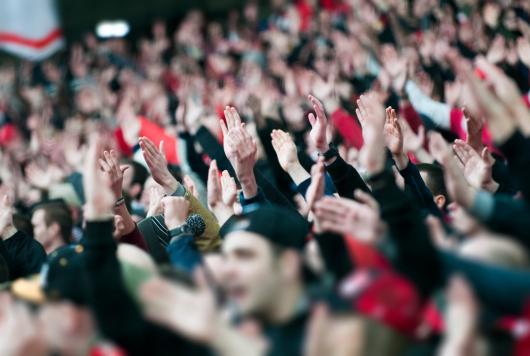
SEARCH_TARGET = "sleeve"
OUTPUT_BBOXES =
[119,225,149,252]
[178,132,209,184]
[0,239,11,280]
[166,234,203,273]
[439,251,530,315]
[194,126,298,211]
[405,80,452,130]
[83,220,153,349]
[498,130,530,204]
[469,191,530,252]
[83,220,210,356]
[313,231,354,281]
[398,161,444,219]
[368,169,443,299]
[325,155,370,199]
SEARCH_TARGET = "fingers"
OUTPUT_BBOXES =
[308,113,316,127]
[354,189,378,210]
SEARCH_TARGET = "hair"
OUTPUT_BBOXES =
[417,163,448,202]
[33,201,73,245]
[129,161,149,198]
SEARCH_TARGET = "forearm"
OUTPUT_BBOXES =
[313,231,353,281]
[119,225,149,252]
[369,169,442,298]
[115,204,136,236]
[405,80,451,129]
[399,160,444,219]
[84,220,147,342]
[325,155,370,198]
[285,163,311,186]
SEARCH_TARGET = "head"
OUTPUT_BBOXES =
[417,163,448,210]
[222,231,303,319]
[220,206,308,322]
[31,202,73,254]
[122,161,149,200]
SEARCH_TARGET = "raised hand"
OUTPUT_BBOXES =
[25,162,63,191]
[183,175,199,199]
[307,95,330,153]
[83,135,115,220]
[207,160,234,225]
[314,194,382,244]
[428,132,475,209]
[140,269,217,343]
[160,196,190,230]
[401,119,426,154]
[462,107,484,153]
[356,94,386,174]
[99,149,129,199]
[271,129,310,185]
[220,106,258,198]
[384,107,403,155]
[220,170,237,207]
[305,158,325,217]
[146,184,166,217]
[139,137,178,194]
[452,140,497,192]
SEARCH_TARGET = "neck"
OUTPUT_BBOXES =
[263,280,304,324]
[45,238,65,255]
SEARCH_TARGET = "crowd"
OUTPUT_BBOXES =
[1,0,530,354]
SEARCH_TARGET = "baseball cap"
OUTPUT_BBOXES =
[11,244,158,306]
[220,205,310,251]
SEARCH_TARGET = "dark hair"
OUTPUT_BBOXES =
[417,163,448,202]
[33,202,73,245]
[129,161,149,198]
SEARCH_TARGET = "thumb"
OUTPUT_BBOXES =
[120,166,130,173]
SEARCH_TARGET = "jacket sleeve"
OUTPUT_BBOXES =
[325,154,370,199]
[498,130,530,204]
[399,161,444,219]
[368,169,443,299]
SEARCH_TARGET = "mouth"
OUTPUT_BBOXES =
[227,285,247,302]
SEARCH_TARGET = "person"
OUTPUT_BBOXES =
[31,201,73,254]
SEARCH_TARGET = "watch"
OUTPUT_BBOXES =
[168,223,192,243]
[318,143,338,160]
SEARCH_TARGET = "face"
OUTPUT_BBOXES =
[448,202,478,234]
[222,231,285,316]
[32,209,54,248]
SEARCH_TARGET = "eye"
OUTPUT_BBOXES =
[233,249,255,260]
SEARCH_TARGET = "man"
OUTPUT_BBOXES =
[31,201,73,254]
[220,205,311,356]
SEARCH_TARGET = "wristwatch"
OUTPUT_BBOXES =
[168,223,192,243]
[318,143,338,161]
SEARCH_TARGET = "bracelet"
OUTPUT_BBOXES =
[114,197,125,207]
[318,143,338,161]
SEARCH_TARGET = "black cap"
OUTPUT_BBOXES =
[220,205,309,251]
[41,245,89,305]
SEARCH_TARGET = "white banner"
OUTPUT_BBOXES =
[0,0,64,61]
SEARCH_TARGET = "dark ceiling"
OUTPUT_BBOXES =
[57,0,248,41]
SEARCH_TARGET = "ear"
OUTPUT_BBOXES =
[49,222,61,237]
[280,250,302,282]
[434,195,446,209]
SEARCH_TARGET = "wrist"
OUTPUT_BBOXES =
[240,176,258,200]
[482,180,499,193]
[286,163,311,186]
[84,205,114,221]
[393,152,409,171]
[165,217,187,230]
[161,175,179,195]
[1,225,17,240]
